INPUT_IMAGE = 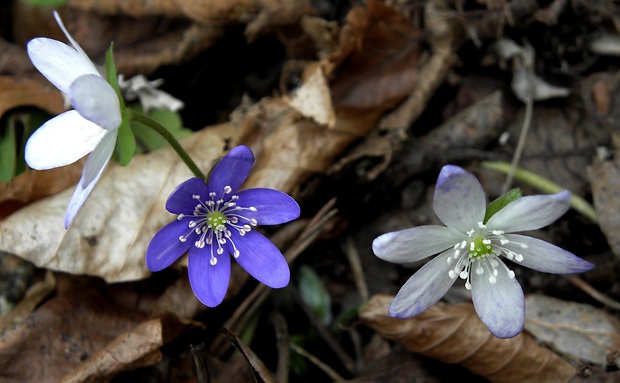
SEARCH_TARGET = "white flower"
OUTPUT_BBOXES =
[25,11,121,228]
[372,165,594,338]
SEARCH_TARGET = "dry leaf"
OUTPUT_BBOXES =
[591,133,620,259]
[0,270,55,337]
[61,313,202,383]
[330,0,420,112]
[235,0,429,192]
[378,0,456,131]
[286,64,335,127]
[0,280,147,382]
[0,161,85,220]
[360,294,576,383]
[0,76,65,117]
[525,294,620,366]
[0,125,232,282]
[68,0,258,24]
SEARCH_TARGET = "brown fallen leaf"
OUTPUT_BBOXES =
[0,279,147,382]
[13,4,224,77]
[0,270,55,337]
[525,294,620,366]
[68,0,259,23]
[0,161,84,220]
[61,313,202,383]
[591,133,620,260]
[237,0,431,192]
[0,76,65,117]
[359,294,576,383]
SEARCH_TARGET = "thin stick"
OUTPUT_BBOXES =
[290,343,347,382]
[566,275,620,310]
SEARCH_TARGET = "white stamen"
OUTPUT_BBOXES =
[224,186,232,194]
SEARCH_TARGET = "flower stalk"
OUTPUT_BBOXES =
[128,109,206,180]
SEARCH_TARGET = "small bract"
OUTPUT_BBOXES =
[372,165,594,338]
[25,11,122,228]
[146,145,300,307]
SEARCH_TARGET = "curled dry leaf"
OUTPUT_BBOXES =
[0,76,65,117]
[237,0,428,191]
[0,281,146,382]
[62,313,202,383]
[0,161,84,220]
[0,270,55,337]
[359,294,576,383]
[0,125,232,282]
[591,133,620,259]
[525,294,620,366]
[69,0,259,24]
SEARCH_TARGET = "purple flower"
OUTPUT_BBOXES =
[372,165,594,338]
[146,145,300,307]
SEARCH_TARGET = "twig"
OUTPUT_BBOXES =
[290,343,347,382]
[210,199,339,355]
[502,40,535,194]
[190,343,210,383]
[292,285,357,375]
[270,312,290,383]
[221,328,277,383]
[342,236,369,302]
[566,275,620,310]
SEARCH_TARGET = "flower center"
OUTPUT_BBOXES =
[468,236,493,258]
[176,185,259,266]
[446,222,528,291]
[206,211,227,232]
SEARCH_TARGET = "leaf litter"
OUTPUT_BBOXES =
[1,0,620,382]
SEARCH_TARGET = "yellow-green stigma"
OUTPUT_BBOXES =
[206,211,227,231]
[468,236,493,259]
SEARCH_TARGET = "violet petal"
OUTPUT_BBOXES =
[471,259,525,338]
[231,230,289,288]
[433,165,486,233]
[503,234,594,273]
[373,225,466,264]
[165,178,209,215]
[486,191,570,233]
[235,188,300,225]
[208,146,254,195]
[146,219,192,271]
[188,245,231,307]
[388,249,457,318]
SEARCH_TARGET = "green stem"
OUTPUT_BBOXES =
[128,109,206,180]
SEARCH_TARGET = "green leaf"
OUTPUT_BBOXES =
[0,110,51,182]
[0,117,17,182]
[104,44,134,166]
[105,45,122,99]
[22,0,69,6]
[130,106,191,153]
[115,117,135,166]
[298,265,332,325]
[484,188,522,223]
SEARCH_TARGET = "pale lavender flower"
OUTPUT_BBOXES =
[146,145,300,307]
[373,165,594,338]
[25,11,121,228]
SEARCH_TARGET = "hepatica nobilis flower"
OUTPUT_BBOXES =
[146,146,300,307]
[373,165,594,338]
[25,11,122,228]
